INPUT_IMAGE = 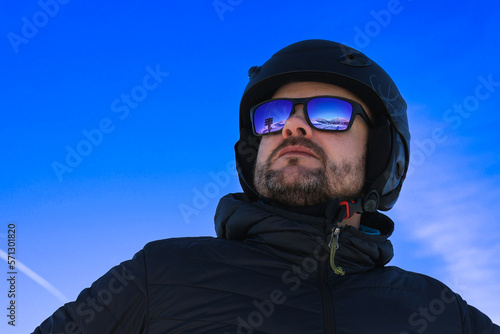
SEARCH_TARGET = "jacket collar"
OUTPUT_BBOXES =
[214,193,394,274]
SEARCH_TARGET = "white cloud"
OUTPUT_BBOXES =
[392,144,500,324]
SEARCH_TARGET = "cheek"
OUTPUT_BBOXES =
[346,121,369,152]
[256,136,275,165]
[322,129,368,160]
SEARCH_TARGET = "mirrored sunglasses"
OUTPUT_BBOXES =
[250,96,372,136]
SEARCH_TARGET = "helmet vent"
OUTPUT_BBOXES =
[338,51,373,67]
[248,66,261,79]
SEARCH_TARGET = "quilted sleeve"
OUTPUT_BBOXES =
[455,293,500,334]
[32,250,149,334]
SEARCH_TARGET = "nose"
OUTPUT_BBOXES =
[282,105,313,139]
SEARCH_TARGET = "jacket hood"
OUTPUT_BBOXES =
[215,193,394,274]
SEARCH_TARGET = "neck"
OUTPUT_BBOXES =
[338,213,361,229]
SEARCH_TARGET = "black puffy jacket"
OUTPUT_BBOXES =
[34,193,499,333]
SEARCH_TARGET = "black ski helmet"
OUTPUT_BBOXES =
[234,39,410,212]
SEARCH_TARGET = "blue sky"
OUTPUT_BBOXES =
[1,0,499,332]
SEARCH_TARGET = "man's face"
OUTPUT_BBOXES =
[253,81,371,207]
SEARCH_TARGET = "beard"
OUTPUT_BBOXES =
[254,137,366,207]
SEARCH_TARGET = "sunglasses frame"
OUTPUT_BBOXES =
[250,95,373,136]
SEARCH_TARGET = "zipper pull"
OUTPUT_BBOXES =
[328,227,345,276]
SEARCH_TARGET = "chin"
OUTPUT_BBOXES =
[276,164,319,177]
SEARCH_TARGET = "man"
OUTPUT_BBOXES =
[34,39,499,333]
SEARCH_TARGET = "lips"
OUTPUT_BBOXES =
[277,145,319,159]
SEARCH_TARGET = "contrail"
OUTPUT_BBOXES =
[0,248,69,303]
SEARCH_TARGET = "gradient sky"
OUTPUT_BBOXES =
[1,1,500,332]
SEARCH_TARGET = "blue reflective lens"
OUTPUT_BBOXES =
[307,98,353,131]
[253,100,293,134]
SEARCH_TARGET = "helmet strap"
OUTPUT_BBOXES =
[334,198,362,222]
[335,191,380,223]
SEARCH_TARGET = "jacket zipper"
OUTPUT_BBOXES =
[318,252,335,334]
[328,227,345,276]
[317,226,344,334]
